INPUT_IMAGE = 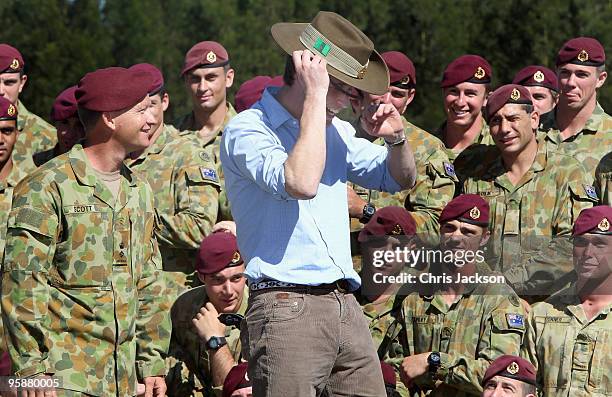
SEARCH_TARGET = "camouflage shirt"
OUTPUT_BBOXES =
[543,102,612,204]
[462,141,597,295]
[1,144,171,396]
[431,118,495,163]
[173,102,237,221]
[126,124,221,296]
[166,286,247,397]
[398,265,526,396]
[522,287,612,397]
[350,117,457,245]
[13,101,57,162]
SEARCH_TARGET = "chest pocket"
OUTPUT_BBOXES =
[130,210,157,277]
[51,205,112,288]
[406,314,437,353]
[537,316,571,389]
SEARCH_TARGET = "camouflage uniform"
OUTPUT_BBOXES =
[166,285,247,397]
[397,265,526,396]
[13,101,57,162]
[32,144,61,167]
[1,144,171,396]
[350,117,457,245]
[522,286,611,397]
[543,102,612,205]
[173,102,237,221]
[431,120,495,166]
[462,141,597,295]
[596,152,611,205]
[126,124,221,297]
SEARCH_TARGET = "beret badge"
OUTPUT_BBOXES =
[598,218,610,232]
[506,362,520,375]
[9,58,19,70]
[510,88,521,101]
[7,104,16,117]
[469,206,481,220]
[231,251,241,264]
[533,71,545,83]
[206,51,217,63]
[391,224,403,235]
[400,75,410,85]
[474,66,486,79]
[577,50,589,63]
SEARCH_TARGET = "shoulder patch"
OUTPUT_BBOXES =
[583,184,599,200]
[199,151,211,162]
[506,313,524,328]
[200,167,218,181]
[443,162,456,177]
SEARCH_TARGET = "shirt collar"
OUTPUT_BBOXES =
[257,86,298,130]
[69,144,136,187]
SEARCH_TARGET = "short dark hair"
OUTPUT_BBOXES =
[77,107,101,132]
[522,382,536,395]
[522,104,534,114]
[283,55,296,86]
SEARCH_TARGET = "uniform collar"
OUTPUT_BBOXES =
[16,100,31,131]
[257,86,298,130]
[543,102,608,143]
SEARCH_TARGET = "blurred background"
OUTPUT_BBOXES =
[1,0,610,131]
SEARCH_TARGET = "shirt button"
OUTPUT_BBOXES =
[120,242,125,249]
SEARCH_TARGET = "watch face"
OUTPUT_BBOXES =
[365,205,376,216]
[430,353,440,364]
[209,339,219,349]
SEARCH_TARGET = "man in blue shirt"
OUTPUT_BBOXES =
[221,11,416,397]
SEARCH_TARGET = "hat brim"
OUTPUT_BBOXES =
[271,22,389,95]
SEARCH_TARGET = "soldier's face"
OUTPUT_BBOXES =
[440,220,489,266]
[147,92,169,139]
[231,386,252,397]
[0,119,18,164]
[203,265,247,313]
[488,104,539,156]
[573,233,612,282]
[524,86,558,114]
[483,376,535,397]
[558,64,607,110]
[185,66,234,112]
[362,86,415,115]
[110,95,155,153]
[0,72,27,105]
[443,82,487,128]
[55,116,85,154]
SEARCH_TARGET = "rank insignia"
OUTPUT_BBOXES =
[206,51,217,63]
[506,313,524,329]
[474,66,486,79]
[510,88,521,101]
[391,224,403,235]
[583,184,598,200]
[577,49,589,62]
[7,104,16,117]
[10,58,19,70]
[469,206,480,220]
[598,217,610,232]
[443,162,456,177]
[506,362,520,375]
[231,251,242,264]
[200,167,218,181]
[533,70,545,83]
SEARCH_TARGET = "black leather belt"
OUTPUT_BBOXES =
[249,279,351,293]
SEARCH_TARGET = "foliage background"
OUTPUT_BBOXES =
[1,0,610,131]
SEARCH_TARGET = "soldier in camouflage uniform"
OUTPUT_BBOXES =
[357,206,423,397]
[33,85,85,167]
[398,195,526,397]
[542,37,611,205]
[349,51,457,248]
[596,153,611,205]
[462,85,597,298]
[481,355,537,397]
[1,67,170,396]
[512,65,559,118]
[0,44,57,163]
[522,205,612,397]
[126,63,221,298]
[166,232,247,397]
[173,41,237,222]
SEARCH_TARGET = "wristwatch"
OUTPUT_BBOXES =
[359,203,376,224]
[205,336,227,350]
[428,352,441,376]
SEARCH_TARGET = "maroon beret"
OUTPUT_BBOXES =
[196,232,244,275]
[129,63,164,95]
[440,194,489,226]
[0,96,17,121]
[50,86,78,122]
[512,65,559,92]
[181,41,230,76]
[573,206,612,236]
[0,44,24,73]
[382,51,416,88]
[485,84,532,120]
[76,67,152,112]
[556,37,605,67]
[441,55,492,88]
[234,75,283,113]
[380,361,397,389]
[482,355,536,386]
[358,206,417,242]
[222,362,251,397]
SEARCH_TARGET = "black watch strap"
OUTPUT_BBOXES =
[359,203,376,224]
[205,336,227,350]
